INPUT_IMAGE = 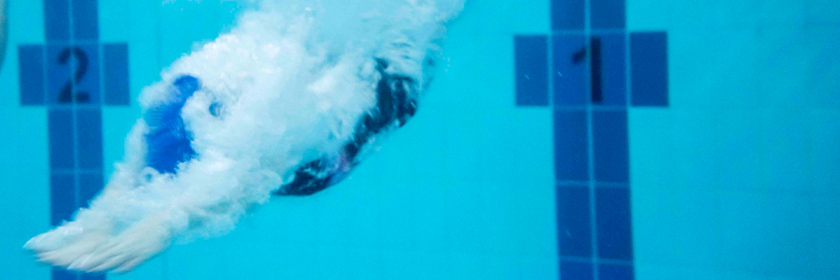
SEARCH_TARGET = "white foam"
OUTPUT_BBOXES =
[25,0,464,272]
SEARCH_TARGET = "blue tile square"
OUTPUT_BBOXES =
[553,34,588,106]
[552,0,585,31]
[18,45,46,106]
[76,109,103,170]
[48,108,75,170]
[556,184,592,257]
[47,44,101,105]
[560,260,594,280]
[591,0,626,30]
[50,173,76,226]
[51,267,78,280]
[47,44,72,105]
[72,0,99,40]
[81,273,106,280]
[515,35,549,107]
[592,34,627,106]
[44,0,71,42]
[79,173,103,211]
[599,263,635,280]
[554,109,589,181]
[592,110,629,182]
[596,187,634,260]
[630,32,669,107]
[103,44,131,105]
[74,44,102,105]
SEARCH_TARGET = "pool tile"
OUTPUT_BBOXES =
[48,108,74,169]
[553,34,588,106]
[592,110,629,182]
[596,187,634,260]
[599,263,635,280]
[76,109,103,170]
[552,0,585,31]
[560,260,594,280]
[557,184,592,257]
[591,0,626,29]
[50,173,75,226]
[72,0,100,40]
[554,109,589,181]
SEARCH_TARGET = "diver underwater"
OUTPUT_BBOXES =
[23,0,464,273]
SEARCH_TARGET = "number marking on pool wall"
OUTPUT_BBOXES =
[17,0,129,279]
[514,0,669,279]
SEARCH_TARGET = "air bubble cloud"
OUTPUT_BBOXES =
[24,0,464,272]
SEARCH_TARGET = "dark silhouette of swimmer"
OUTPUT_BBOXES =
[274,58,419,196]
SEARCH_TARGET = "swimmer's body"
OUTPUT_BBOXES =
[23,0,463,273]
[146,58,421,196]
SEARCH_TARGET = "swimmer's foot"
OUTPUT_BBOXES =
[24,75,202,272]
[24,209,174,272]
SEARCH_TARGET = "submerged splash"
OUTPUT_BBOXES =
[24,0,464,272]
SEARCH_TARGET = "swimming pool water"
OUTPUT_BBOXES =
[1,0,838,279]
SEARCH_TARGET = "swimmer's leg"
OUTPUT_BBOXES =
[274,59,419,196]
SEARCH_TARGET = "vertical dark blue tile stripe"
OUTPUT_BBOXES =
[630,32,669,107]
[71,0,99,40]
[48,109,75,169]
[599,264,635,280]
[557,184,593,257]
[79,173,103,209]
[19,45,47,106]
[592,110,629,182]
[554,34,588,106]
[19,1,125,279]
[77,109,103,170]
[515,35,549,107]
[49,173,75,226]
[514,1,668,279]
[44,0,71,41]
[594,34,626,106]
[554,110,589,181]
[551,0,585,31]
[595,187,634,260]
[103,44,130,105]
[590,0,626,29]
[560,260,595,280]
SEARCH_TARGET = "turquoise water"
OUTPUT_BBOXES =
[1,0,839,279]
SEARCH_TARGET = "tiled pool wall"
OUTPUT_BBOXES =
[0,0,838,279]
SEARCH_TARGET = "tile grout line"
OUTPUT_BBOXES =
[561,256,634,266]
[583,1,601,279]
[546,13,561,279]
[67,0,82,279]
[624,16,635,275]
